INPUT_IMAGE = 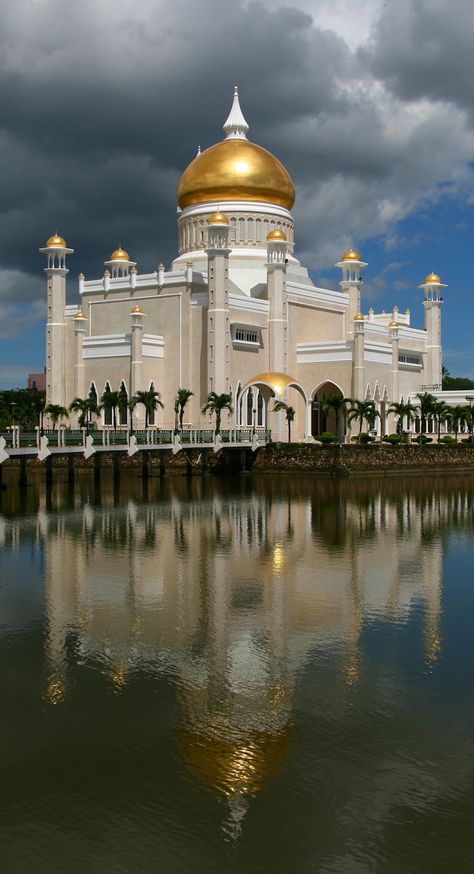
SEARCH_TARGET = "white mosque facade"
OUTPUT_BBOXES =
[40,88,446,440]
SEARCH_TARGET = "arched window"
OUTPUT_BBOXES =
[148,382,156,425]
[118,381,128,426]
[88,383,98,406]
[247,388,254,427]
[103,381,113,426]
[257,391,263,426]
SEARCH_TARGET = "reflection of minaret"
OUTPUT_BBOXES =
[43,523,82,703]
[422,541,443,665]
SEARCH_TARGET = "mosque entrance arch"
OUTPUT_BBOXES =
[311,382,345,438]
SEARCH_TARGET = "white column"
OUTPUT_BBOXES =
[352,314,365,400]
[74,312,87,401]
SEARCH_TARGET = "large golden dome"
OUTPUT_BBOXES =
[177,140,295,210]
[177,87,295,211]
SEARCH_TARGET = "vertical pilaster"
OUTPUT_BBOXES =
[352,313,365,400]
[130,306,144,398]
[388,320,399,433]
[266,229,288,374]
[74,311,87,401]
[206,212,231,396]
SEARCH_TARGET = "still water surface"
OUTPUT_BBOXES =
[1,471,474,873]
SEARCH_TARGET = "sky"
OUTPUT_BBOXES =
[1,0,474,389]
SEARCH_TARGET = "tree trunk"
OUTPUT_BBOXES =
[179,407,184,430]
[216,410,221,434]
[288,419,291,442]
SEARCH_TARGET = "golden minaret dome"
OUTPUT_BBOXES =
[110,247,130,261]
[207,211,230,225]
[177,87,295,211]
[424,272,441,284]
[267,228,287,241]
[342,248,361,262]
[46,233,67,248]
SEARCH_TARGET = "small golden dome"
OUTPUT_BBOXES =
[46,234,67,248]
[103,269,110,276]
[267,228,287,241]
[158,262,165,269]
[424,272,441,284]
[354,312,364,321]
[74,310,86,319]
[78,272,85,279]
[110,247,130,261]
[342,248,361,261]
[388,319,399,328]
[131,305,142,314]
[178,139,295,210]
[207,211,230,225]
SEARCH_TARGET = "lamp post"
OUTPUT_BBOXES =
[252,407,257,437]
[466,395,474,441]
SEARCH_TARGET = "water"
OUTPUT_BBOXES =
[1,471,473,873]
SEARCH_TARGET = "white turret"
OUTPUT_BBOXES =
[335,248,368,337]
[39,233,74,406]
[223,85,250,140]
[104,246,137,278]
[419,272,446,389]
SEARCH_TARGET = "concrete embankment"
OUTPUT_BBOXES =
[252,443,474,475]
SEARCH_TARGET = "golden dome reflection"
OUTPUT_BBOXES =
[177,725,291,799]
[177,139,295,211]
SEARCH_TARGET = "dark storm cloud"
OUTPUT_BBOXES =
[365,0,474,113]
[1,0,474,335]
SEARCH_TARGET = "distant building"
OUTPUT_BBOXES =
[27,368,46,391]
[39,88,448,439]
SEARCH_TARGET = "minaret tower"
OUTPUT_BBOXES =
[335,248,368,338]
[39,233,74,406]
[206,211,231,395]
[266,228,288,374]
[419,272,446,389]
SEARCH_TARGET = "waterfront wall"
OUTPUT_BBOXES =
[253,443,474,475]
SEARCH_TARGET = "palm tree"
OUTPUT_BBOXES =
[69,396,100,430]
[100,388,120,429]
[387,401,418,435]
[131,389,164,429]
[446,405,469,442]
[321,394,351,439]
[347,400,377,435]
[431,400,450,443]
[43,403,69,430]
[117,384,129,426]
[415,392,436,434]
[174,388,194,432]
[201,392,233,435]
[273,401,296,442]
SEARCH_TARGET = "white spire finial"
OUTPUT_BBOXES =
[223,84,249,140]
[196,144,201,156]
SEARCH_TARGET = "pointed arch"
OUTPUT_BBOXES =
[118,380,128,425]
[102,380,113,426]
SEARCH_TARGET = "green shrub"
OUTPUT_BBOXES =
[462,437,474,445]
[412,435,433,444]
[383,434,401,445]
[441,435,456,444]
[318,431,336,444]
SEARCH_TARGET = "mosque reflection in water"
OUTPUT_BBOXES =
[1,473,468,836]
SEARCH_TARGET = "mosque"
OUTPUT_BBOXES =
[40,87,446,440]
